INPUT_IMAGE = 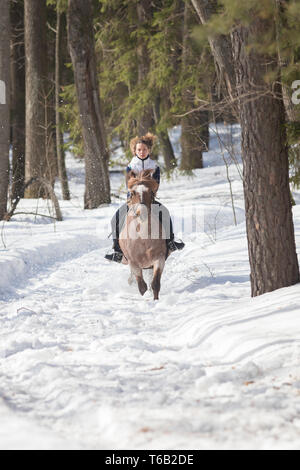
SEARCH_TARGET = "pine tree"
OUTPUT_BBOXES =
[191,0,236,105]
[274,0,300,189]
[136,0,154,135]
[193,0,300,296]
[180,1,208,170]
[61,0,214,172]
[67,0,111,209]
[24,0,53,198]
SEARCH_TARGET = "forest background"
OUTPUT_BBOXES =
[1,0,300,298]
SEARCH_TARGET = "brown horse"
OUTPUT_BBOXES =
[119,170,167,300]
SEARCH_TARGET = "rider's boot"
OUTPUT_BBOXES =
[167,239,185,252]
[105,239,123,263]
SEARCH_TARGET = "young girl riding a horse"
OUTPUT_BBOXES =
[105,133,184,263]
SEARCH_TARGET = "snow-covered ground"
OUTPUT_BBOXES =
[1,124,300,450]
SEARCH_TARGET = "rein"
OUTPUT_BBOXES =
[128,189,156,214]
[127,173,158,218]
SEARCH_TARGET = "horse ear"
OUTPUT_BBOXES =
[127,170,137,189]
[128,170,137,179]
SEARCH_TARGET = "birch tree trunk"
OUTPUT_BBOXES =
[0,0,10,220]
[67,0,111,209]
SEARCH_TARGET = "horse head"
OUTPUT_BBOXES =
[127,170,158,220]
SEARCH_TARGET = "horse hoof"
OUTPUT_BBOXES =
[138,279,148,296]
[139,285,148,296]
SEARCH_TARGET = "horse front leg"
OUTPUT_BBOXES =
[151,259,165,300]
[131,265,147,296]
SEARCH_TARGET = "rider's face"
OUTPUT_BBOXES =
[136,143,150,159]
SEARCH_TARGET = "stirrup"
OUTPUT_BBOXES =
[105,251,123,263]
[168,239,185,252]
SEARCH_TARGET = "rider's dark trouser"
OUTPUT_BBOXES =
[111,201,174,251]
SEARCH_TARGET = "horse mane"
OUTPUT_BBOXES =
[127,170,159,196]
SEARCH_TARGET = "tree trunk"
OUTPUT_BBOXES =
[181,108,209,170]
[56,7,70,201]
[24,0,50,198]
[153,95,177,171]
[231,21,299,296]
[136,0,153,135]
[180,1,207,170]
[191,0,236,102]
[191,0,238,123]
[67,0,111,209]
[0,0,10,220]
[10,0,25,203]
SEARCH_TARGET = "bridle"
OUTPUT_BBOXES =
[128,185,156,216]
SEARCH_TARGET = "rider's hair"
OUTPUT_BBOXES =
[130,132,157,156]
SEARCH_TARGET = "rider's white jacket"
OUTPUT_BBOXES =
[126,155,160,184]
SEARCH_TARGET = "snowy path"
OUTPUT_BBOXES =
[1,221,300,449]
[1,125,300,449]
